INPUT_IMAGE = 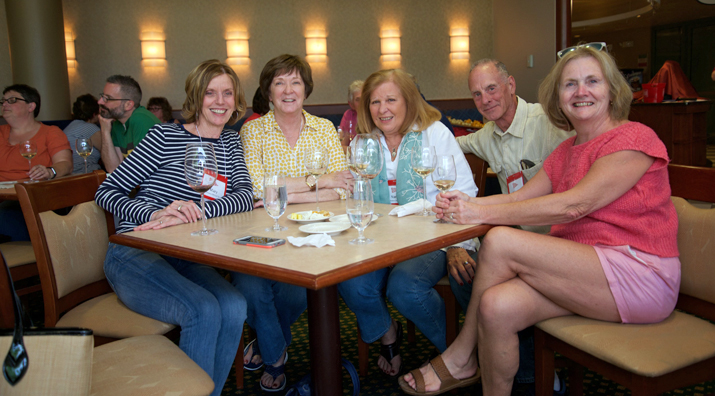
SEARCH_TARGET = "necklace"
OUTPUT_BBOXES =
[390,147,397,160]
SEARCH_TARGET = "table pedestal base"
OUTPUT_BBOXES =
[308,286,342,395]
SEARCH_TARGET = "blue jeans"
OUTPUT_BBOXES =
[104,243,247,396]
[230,273,307,365]
[339,250,450,351]
[338,267,391,343]
[449,256,535,384]
[0,200,30,241]
[387,250,448,352]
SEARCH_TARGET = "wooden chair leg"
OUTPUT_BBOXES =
[566,360,583,396]
[442,288,459,346]
[406,320,416,343]
[358,328,369,377]
[534,328,556,396]
[235,335,244,389]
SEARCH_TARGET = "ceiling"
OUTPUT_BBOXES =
[572,0,715,36]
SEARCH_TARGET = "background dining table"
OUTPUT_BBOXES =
[109,199,492,395]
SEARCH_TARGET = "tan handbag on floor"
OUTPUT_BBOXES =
[1,251,94,396]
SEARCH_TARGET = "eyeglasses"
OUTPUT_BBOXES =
[557,42,607,59]
[147,106,162,111]
[98,93,130,102]
[0,97,27,105]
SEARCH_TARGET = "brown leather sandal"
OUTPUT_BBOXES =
[398,355,481,395]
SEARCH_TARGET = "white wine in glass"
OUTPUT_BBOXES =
[347,179,374,245]
[411,146,436,216]
[303,147,329,211]
[350,133,384,181]
[264,173,288,232]
[19,141,38,183]
[75,138,93,174]
[432,155,457,223]
[184,142,219,236]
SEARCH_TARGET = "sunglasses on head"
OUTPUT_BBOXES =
[557,42,607,59]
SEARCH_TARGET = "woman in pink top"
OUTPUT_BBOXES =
[399,45,680,396]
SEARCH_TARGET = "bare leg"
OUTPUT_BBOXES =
[403,227,620,394]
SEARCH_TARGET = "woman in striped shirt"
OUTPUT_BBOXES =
[95,59,253,396]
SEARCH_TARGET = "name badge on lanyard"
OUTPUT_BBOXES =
[507,171,526,194]
[388,179,398,204]
[203,171,228,201]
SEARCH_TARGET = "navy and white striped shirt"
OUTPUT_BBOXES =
[96,123,254,234]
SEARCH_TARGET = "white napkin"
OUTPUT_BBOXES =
[0,181,18,188]
[389,199,431,217]
[287,234,335,248]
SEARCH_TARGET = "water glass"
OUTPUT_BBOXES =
[264,173,288,232]
[347,179,374,245]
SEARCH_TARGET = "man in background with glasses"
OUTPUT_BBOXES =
[451,59,573,395]
[97,75,159,173]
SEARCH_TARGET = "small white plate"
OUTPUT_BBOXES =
[288,211,334,223]
[329,214,379,223]
[299,222,351,236]
[0,181,18,188]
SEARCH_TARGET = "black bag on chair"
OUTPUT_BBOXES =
[0,252,94,396]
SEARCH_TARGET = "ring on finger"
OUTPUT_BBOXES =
[449,213,454,220]
[463,261,469,266]
[159,220,163,225]
[177,204,183,211]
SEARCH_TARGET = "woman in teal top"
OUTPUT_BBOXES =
[338,69,477,377]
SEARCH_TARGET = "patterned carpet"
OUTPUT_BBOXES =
[16,269,715,396]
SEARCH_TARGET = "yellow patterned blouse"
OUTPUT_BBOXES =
[241,109,348,199]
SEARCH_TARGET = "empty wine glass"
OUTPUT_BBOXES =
[75,138,93,174]
[411,145,436,216]
[432,155,457,223]
[303,147,329,211]
[347,179,374,245]
[264,173,288,232]
[184,142,218,236]
[19,141,38,183]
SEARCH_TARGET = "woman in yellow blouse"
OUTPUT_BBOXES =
[233,54,351,392]
[240,54,351,203]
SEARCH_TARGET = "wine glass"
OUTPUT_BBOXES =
[75,138,93,174]
[19,141,38,183]
[184,142,219,236]
[350,133,384,181]
[303,147,329,211]
[263,173,288,232]
[411,146,437,216]
[347,179,374,245]
[432,155,457,223]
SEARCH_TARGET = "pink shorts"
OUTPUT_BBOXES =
[593,244,680,324]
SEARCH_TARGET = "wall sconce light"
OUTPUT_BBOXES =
[140,31,166,67]
[65,31,76,68]
[226,31,249,66]
[305,29,327,63]
[450,28,470,60]
[381,29,401,62]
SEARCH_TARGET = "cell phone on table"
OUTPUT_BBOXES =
[233,236,286,248]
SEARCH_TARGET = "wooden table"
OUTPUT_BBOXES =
[109,200,492,395]
[0,184,17,200]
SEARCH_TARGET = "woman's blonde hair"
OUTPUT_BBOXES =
[357,69,441,136]
[538,46,632,131]
[182,59,247,125]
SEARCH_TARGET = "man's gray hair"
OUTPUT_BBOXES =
[470,59,510,83]
[106,75,142,108]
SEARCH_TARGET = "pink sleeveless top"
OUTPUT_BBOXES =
[543,122,678,257]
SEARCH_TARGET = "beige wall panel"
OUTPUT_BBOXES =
[494,0,556,103]
[0,5,11,91]
[6,0,492,111]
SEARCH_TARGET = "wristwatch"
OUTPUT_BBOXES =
[305,175,317,191]
[48,167,57,179]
